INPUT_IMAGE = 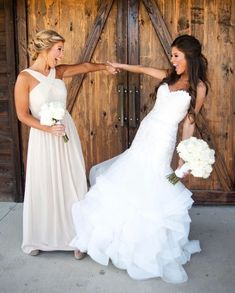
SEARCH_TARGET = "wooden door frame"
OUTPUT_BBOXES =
[15,0,235,203]
[3,0,24,201]
[141,0,235,202]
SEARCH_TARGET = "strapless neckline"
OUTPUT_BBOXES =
[164,83,189,94]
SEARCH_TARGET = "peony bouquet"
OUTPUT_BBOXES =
[167,137,215,184]
[39,101,69,143]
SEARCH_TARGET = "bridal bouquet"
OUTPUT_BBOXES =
[39,101,69,143]
[167,137,215,185]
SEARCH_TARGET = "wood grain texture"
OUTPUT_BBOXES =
[14,0,235,203]
[116,0,129,149]
[142,0,172,59]
[127,0,140,143]
[0,0,23,201]
[67,0,114,112]
[70,1,122,172]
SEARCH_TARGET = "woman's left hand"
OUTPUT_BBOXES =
[176,158,190,178]
[105,64,119,75]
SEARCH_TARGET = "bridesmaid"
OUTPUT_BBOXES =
[14,29,116,259]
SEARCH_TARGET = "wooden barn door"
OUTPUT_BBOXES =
[18,0,235,203]
[67,0,235,203]
[0,0,23,201]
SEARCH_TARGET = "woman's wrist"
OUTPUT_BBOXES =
[177,158,185,168]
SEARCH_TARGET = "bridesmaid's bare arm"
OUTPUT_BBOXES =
[56,62,117,78]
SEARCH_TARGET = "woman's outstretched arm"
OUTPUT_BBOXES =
[107,61,168,80]
[56,62,117,78]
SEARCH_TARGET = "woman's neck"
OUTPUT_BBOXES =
[179,73,189,82]
[30,56,50,75]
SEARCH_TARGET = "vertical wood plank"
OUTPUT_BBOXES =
[116,0,129,149]
[139,0,168,122]
[128,0,140,144]
[177,0,191,35]
[16,0,235,202]
[2,0,23,201]
[70,1,123,171]
[15,0,29,189]
[67,0,114,112]
[142,0,172,60]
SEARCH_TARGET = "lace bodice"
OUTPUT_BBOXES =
[150,83,191,125]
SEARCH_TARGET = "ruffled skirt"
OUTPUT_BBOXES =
[70,116,201,283]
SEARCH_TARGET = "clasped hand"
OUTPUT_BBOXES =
[177,158,190,178]
[50,124,66,137]
[106,61,121,74]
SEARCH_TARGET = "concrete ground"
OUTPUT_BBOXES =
[0,203,235,293]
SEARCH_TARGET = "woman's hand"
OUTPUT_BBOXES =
[176,158,190,178]
[48,124,66,137]
[105,63,119,75]
[177,158,185,169]
[107,61,122,70]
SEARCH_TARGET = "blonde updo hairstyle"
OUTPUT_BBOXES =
[28,30,65,61]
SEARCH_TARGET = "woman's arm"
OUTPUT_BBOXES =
[57,62,117,78]
[14,72,65,136]
[107,61,168,80]
[178,82,207,168]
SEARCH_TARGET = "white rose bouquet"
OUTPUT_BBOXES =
[167,137,215,184]
[39,101,69,143]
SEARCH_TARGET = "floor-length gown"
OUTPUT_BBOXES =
[22,68,87,254]
[70,83,201,283]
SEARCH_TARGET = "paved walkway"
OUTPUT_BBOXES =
[0,203,235,293]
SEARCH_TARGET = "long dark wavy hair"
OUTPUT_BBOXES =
[157,34,209,120]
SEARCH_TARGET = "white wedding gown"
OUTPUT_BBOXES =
[70,83,201,283]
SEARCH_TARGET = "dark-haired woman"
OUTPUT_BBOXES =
[71,35,209,283]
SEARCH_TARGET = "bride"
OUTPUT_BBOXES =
[70,34,209,283]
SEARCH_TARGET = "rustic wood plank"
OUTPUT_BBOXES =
[15,0,28,72]
[139,0,167,122]
[15,0,29,173]
[177,0,191,35]
[69,0,123,171]
[231,0,235,189]
[67,0,114,112]
[191,0,204,38]
[141,0,234,192]
[141,0,172,61]
[116,0,129,150]
[16,0,235,203]
[127,0,140,144]
[195,109,234,191]
[216,0,234,189]
[192,190,235,205]
[4,0,24,201]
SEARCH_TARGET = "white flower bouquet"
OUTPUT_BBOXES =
[167,137,215,184]
[39,101,69,143]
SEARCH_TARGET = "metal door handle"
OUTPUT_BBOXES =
[117,84,125,126]
[129,85,138,127]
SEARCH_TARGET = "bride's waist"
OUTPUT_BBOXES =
[142,113,178,128]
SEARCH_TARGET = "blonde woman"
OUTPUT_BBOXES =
[14,30,116,258]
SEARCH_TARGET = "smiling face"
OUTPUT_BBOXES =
[171,46,187,76]
[46,41,65,68]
